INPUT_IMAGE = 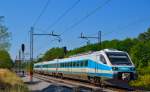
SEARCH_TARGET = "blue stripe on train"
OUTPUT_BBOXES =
[45,70,113,78]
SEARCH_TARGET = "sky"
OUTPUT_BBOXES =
[0,0,150,60]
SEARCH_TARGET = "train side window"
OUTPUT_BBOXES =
[49,64,52,68]
[62,63,64,67]
[100,55,107,64]
[70,62,72,67]
[73,62,76,67]
[77,61,80,67]
[60,63,62,68]
[67,62,69,67]
[75,61,78,67]
[51,64,53,68]
[76,61,79,67]
[80,61,84,67]
[68,62,70,67]
[85,60,88,66]
[64,63,66,67]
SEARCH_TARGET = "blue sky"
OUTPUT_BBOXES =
[0,0,150,60]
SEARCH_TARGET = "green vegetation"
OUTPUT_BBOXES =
[0,16,11,51]
[0,69,29,92]
[42,47,64,61]
[130,67,150,90]
[0,17,13,69]
[38,27,150,90]
[0,50,13,69]
[0,17,27,92]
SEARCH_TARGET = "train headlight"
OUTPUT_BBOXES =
[112,67,118,71]
[130,67,135,71]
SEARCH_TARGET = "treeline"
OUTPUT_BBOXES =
[39,28,150,68]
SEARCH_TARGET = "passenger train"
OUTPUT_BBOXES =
[34,49,137,86]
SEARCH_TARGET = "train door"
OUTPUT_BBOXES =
[96,54,107,73]
[69,62,72,74]
[56,59,59,73]
[70,62,72,74]
[95,55,99,73]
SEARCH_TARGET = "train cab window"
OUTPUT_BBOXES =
[100,55,107,64]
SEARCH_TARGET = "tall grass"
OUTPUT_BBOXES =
[0,69,29,92]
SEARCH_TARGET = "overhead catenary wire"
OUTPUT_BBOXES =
[60,0,111,35]
[33,0,110,43]
[34,0,81,56]
[44,0,81,32]
[32,0,51,27]
[32,0,111,58]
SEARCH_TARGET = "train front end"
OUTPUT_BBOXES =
[105,50,137,82]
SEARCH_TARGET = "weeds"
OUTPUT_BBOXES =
[0,69,29,92]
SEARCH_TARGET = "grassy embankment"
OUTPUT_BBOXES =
[0,69,28,92]
[129,67,150,90]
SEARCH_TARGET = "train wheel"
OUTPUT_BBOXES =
[90,77,95,84]
[98,78,104,87]
[60,73,63,79]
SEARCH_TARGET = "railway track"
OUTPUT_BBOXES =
[33,73,135,92]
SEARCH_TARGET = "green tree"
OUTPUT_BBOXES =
[0,16,12,69]
[138,28,150,42]
[130,41,150,68]
[0,16,11,50]
[42,47,64,61]
[0,50,13,69]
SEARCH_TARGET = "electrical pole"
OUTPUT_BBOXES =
[29,27,34,82]
[79,31,102,49]
[98,31,101,50]
[30,27,34,63]
[30,27,61,63]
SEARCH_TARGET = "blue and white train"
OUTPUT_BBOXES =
[34,49,137,85]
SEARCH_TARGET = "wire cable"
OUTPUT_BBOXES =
[45,0,81,32]
[60,0,111,35]
[32,0,51,27]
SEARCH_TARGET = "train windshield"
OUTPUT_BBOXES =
[106,52,132,65]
